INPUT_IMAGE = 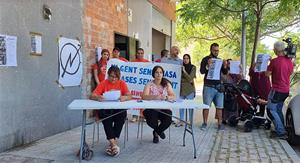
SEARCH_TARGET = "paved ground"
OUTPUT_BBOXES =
[1,113,299,163]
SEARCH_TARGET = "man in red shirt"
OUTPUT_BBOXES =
[130,48,149,122]
[131,48,150,62]
[266,41,293,139]
[112,47,128,62]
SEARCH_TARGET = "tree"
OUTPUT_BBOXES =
[177,0,300,67]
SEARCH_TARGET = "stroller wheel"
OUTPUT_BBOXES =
[244,121,253,132]
[228,115,238,127]
[78,142,94,161]
[86,150,93,161]
[264,122,271,130]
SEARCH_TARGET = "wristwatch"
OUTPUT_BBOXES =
[206,65,209,70]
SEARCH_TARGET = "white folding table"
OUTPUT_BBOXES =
[68,99,208,162]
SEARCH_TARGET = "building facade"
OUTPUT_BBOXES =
[0,0,176,152]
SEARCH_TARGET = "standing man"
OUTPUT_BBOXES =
[200,43,228,130]
[266,41,293,139]
[131,48,150,62]
[112,47,128,62]
[161,46,183,125]
[130,48,149,122]
[161,46,182,65]
[155,49,169,62]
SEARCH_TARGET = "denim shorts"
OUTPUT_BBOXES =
[203,85,224,109]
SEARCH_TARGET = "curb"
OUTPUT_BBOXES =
[279,139,300,162]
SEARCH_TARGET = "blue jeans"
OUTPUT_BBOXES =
[203,85,224,108]
[179,92,195,124]
[267,90,286,136]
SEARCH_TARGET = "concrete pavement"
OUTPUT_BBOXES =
[1,114,299,162]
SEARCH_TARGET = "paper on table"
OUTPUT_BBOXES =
[229,61,240,74]
[103,90,121,101]
[255,54,270,72]
[207,58,222,80]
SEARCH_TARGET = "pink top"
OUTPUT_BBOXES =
[149,81,168,97]
[267,56,293,93]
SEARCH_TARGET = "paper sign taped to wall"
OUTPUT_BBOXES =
[58,37,83,87]
[0,34,17,67]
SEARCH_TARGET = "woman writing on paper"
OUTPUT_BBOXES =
[142,65,176,143]
[90,66,132,157]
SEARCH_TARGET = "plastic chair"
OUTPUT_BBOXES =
[92,117,100,148]
[92,115,129,148]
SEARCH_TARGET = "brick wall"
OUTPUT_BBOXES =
[148,0,176,21]
[83,0,128,95]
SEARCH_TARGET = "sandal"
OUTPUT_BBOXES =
[105,146,113,156]
[111,145,120,157]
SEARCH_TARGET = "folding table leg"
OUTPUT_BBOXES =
[191,125,196,158]
[190,109,196,158]
[183,109,188,146]
[79,110,86,163]
[92,120,95,148]
[141,118,144,141]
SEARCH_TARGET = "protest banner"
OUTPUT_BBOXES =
[106,59,182,116]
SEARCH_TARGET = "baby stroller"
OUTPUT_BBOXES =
[223,80,272,132]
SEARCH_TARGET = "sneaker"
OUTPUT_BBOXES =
[269,131,287,140]
[200,123,207,130]
[269,130,277,138]
[277,134,288,140]
[218,124,225,131]
[222,120,227,125]
[153,131,159,143]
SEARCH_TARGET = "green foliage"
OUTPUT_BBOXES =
[177,0,300,67]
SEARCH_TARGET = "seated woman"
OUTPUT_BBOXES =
[142,65,176,143]
[90,66,132,157]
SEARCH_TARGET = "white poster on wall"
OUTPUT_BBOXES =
[58,37,83,87]
[0,34,17,67]
[30,33,42,55]
[96,47,102,62]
